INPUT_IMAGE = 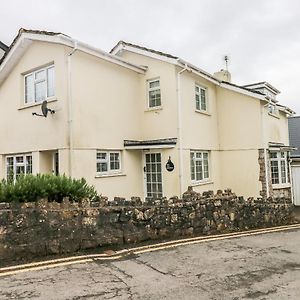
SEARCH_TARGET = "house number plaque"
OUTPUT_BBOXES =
[166,156,174,172]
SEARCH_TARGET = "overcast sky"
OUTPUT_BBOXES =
[1,0,300,114]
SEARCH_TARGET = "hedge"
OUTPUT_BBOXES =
[0,174,98,203]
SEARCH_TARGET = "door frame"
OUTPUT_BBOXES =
[143,150,163,199]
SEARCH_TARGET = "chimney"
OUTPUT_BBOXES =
[213,69,231,83]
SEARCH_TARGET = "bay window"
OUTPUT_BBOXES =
[270,151,289,185]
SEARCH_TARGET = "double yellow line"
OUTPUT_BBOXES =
[1,223,299,277]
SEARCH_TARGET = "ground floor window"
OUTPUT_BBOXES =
[6,154,32,182]
[96,150,121,174]
[270,151,289,185]
[190,150,210,182]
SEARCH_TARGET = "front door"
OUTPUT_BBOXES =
[144,152,163,198]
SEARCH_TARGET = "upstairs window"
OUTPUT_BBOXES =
[190,151,210,182]
[96,151,121,174]
[6,154,32,182]
[148,79,161,108]
[24,65,55,104]
[195,85,207,112]
[270,151,289,185]
[268,103,279,116]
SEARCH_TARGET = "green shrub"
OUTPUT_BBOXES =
[0,174,98,203]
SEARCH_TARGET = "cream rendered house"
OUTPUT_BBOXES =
[0,29,294,200]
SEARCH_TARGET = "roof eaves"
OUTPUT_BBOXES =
[0,28,63,65]
[0,41,9,52]
[0,29,147,80]
[110,40,178,59]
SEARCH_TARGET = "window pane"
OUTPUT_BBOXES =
[16,165,25,180]
[26,156,32,174]
[16,156,24,164]
[6,157,14,182]
[25,74,34,103]
[195,161,203,181]
[271,160,279,184]
[97,162,107,172]
[195,94,200,110]
[270,152,277,159]
[149,80,159,88]
[190,153,195,180]
[149,89,161,107]
[35,81,46,102]
[35,70,46,80]
[281,161,286,183]
[97,152,106,160]
[110,153,120,170]
[47,67,55,97]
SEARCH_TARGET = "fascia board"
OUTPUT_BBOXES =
[118,44,178,64]
[59,35,147,74]
[220,82,267,101]
[0,34,146,87]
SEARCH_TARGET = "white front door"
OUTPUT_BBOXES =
[144,152,163,198]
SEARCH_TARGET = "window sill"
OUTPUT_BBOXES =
[268,112,280,119]
[18,97,57,110]
[95,173,126,178]
[272,183,291,189]
[145,106,163,112]
[195,109,211,116]
[191,180,213,187]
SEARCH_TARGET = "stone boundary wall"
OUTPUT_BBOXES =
[0,188,295,263]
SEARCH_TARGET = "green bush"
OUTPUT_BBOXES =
[0,174,98,203]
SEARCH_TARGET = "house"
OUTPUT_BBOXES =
[0,28,295,200]
[288,116,300,205]
[0,41,8,60]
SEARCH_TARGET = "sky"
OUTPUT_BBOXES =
[1,0,300,114]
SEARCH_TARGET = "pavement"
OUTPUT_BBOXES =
[0,228,300,300]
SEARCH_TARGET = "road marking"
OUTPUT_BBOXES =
[0,223,299,277]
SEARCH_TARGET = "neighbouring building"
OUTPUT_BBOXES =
[288,116,300,205]
[0,41,8,60]
[0,28,295,199]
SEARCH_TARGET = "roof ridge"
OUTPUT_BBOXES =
[0,28,67,65]
[110,40,178,59]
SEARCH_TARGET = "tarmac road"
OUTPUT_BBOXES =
[1,228,300,300]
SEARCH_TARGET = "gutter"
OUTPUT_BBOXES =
[176,64,192,196]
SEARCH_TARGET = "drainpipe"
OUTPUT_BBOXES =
[176,63,191,196]
[262,101,270,198]
[67,40,78,178]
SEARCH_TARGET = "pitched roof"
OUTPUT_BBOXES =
[0,41,9,52]
[111,41,271,97]
[0,28,64,65]
[0,29,147,87]
[110,40,179,60]
[243,81,280,94]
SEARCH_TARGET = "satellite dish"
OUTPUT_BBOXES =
[32,100,55,117]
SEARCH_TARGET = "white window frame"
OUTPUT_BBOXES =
[96,150,122,175]
[270,151,289,186]
[190,150,210,183]
[268,103,279,117]
[24,64,55,104]
[195,84,208,112]
[6,154,33,182]
[147,78,161,108]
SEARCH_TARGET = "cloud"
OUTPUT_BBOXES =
[1,0,300,112]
